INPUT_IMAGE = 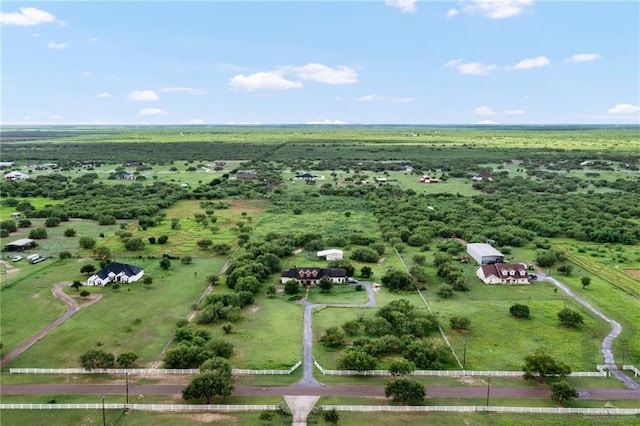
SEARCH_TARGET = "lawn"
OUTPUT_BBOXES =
[3,258,226,368]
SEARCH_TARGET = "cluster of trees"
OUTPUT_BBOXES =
[195,292,254,325]
[163,324,234,368]
[320,300,453,371]
[433,252,469,293]
[78,349,139,369]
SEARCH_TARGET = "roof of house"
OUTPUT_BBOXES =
[467,243,504,257]
[237,171,257,179]
[317,249,343,257]
[480,263,528,278]
[473,172,493,179]
[281,267,346,279]
[296,173,317,179]
[92,262,143,280]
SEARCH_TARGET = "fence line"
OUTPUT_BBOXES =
[10,361,302,376]
[313,360,607,377]
[322,405,640,415]
[623,365,639,377]
[0,403,278,412]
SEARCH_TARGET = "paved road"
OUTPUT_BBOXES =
[2,383,639,400]
[0,282,102,367]
[537,273,640,390]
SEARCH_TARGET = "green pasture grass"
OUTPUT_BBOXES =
[393,172,480,196]
[4,259,224,368]
[204,294,303,369]
[253,209,378,239]
[306,283,370,304]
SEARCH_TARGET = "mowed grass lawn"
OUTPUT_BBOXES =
[4,257,226,368]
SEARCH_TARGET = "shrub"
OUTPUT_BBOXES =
[29,227,48,239]
[510,304,530,319]
[64,228,77,237]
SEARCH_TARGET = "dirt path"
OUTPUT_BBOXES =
[0,282,102,367]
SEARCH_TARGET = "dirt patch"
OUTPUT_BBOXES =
[624,269,640,280]
[377,256,386,265]
[458,376,483,386]
[372,283,381,293]
[77,256,94,263]
[248,305,260,314]
[189,413,237,423]
[0,259,20,275]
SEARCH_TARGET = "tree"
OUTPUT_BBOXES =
[28,227,47,239]
[80,290,90,298]
[80,264,96,274]
[338,348,377,371]
[381,269,414,291]
[79,349,115,370]
[557,308,584,327]
[510,303,530,319]
[182,357,234,404]
[557,264,573,276]
[70,280,83,290]
[449,315,470,330]
[320,327,346,349]
[157,235,169,244]
[403,339,453,370]
[581,276,591,289]
[318,276,333,293]
[64,228,77,237]
[79,236,96,249]
[389,359,416,376]
[412,254,426,265]
[384,378,425,404]
[45,216,61,227]
[117,352,139,368]
[93,246,111,260]
[360,266,373,278]
[143,276,153,285]
[550,380,579,405]
[437,285,454,298]
[323,408,340,424]
[197,239,213,250]
[284,279,300,295]
[522,348,571,381]
[159,258,171,270]
[266,284,276,297]
[181,255,193,265]
[59,251,72,260]
[124,237,145,251]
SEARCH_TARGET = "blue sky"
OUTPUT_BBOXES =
[1,1,639,125]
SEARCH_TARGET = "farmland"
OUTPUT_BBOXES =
[1,125,639,423]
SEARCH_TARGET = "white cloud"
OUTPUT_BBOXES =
[127,90,160,101]
[463,0,534,19]
[138,108,168,116]
[474,120,499,124]
[48,42,70,50]
[473,106,496,115]
[385,0,417,14]
[96,92,113,98]
[0,7,56,26]
[356,94,382,102]
[307,119,347,125]
[511,56,550,70]
[89,37,98,43]
[607,104,640,115]
[505,109,525,115]
[82,72,93,77]
[291,63,358,84]
[445,59,497,75]
[391,97,414,103]
[32,33,41,37]
[229,72,302,91]
[160,87,206,95]
[446,9,460,17]
[186,119,205,124]
[355,94,412,103]
[568,53,601,63]
[50,114,62,120]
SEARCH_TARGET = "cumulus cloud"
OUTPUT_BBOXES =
[307,119,347,125]
[82,72,93,77]
[607,104,640,115]
[356,94,383,102]
[160,87,206,95]
[475,120,499,124]
[356,94,412,103]
[463,0,534,19]
[568,53,601,63]
[446,9,460,17]
[229,72,302,91]
[473,106,496,115]
[446,59,497,75]
[505,109,525,115]
[385,0,417,14]
[0,7,57,26]
[48,42,70,49]
[138,108,167,116]
[96,92,113,98]
[127,90,160,101]
[511,56,550,70]
[291,63,358,84]
[186,119,205,124]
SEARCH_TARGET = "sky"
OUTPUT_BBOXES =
[1,0,639,125]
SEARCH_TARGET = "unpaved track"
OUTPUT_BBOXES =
[0,283,102,366]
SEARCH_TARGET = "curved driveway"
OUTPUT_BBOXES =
[0,283,102,367]
[537,273,639,390]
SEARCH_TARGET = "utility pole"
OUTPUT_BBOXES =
[463,340,467,370]
[486,374,491,407]
[102,395,106,426]
[125,371,129,405]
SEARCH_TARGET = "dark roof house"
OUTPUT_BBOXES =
[281,267,347,285]
[87,262,144,286]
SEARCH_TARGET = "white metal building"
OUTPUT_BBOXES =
[466,243,504,264]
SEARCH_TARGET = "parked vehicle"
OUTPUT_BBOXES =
[347,277,359,284]
[12,255,22,262]
[26,253,46,264]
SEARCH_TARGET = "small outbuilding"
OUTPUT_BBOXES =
[317,249,344,261]
[466,243,504,265]
[3,171,29,181]
[4,238,36,251]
